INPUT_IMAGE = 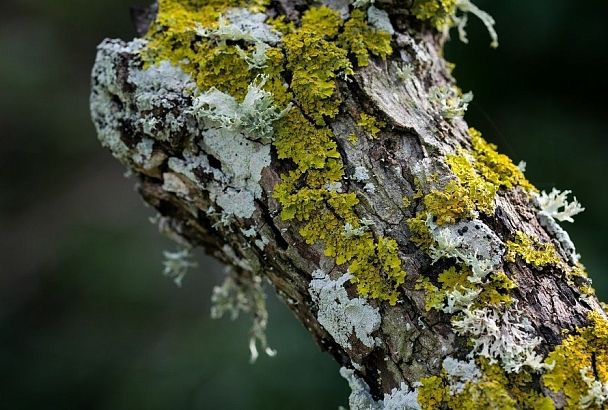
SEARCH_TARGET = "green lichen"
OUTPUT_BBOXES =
[505,231,561,268]
[356,113,385,139]
[542,311,608,409]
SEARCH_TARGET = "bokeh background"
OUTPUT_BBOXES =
[0,0,606,408]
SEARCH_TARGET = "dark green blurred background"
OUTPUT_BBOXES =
[0,1,606,409]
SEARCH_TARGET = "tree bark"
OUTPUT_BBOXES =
[90,1,606,408]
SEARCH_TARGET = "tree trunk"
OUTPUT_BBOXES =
[90,1,607,408]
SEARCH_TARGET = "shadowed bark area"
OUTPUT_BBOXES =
[91,1,606,408]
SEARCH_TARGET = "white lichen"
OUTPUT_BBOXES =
[429,85,473,120]
[197,8,280,46]
[453,0,499,48]
[395,63,414,82]
[128,59,196,112]
[367,6,394,35]
[426,218,504,283]
[211,269,276,363]
[339,367,420,410]
[192,76,290,144]
[236,42,271,69]
[538,212,580,265]
[364,183,376,193]
[352,166,371,182]
[580,367,608,409]
[343,223,370,238]
[133,138,153,163]
[162,247,197,287]
[442,357,481,394]
[91,39,146,162]
[537,188,585,223]
[326,181,344,192]
[309,270,381,350]
[451,305,549,373]
[442,287,481,314]
[241,226,257,238]
[517,160,527,172]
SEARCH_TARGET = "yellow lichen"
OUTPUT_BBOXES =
[418,358,555,410]
[407,128,534,253]
[300,5,342,37]
[505,231,561,268]
[274,109,340,173]
[142,0,283,100]
[283,17,352,125]
[542,311,608,409]
[422,180,476,225]
[356,113,385,139]
[269,6,407,304]
[417,375,447,410]
[417,265,514,312]
[446,152,497,216]
[338,9,393,67]
[142,3,409,304]
[411,0,458,32]
[468,128,536,192]
[406,211,435,249]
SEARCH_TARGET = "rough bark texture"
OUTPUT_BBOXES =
[91,1,606,408]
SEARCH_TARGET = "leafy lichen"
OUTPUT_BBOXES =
[408,128,535,251]
[411,0,498,48]
[283,17,352,125]
[505,231,561,268]
[418,357,555,410]
[357,112,386,139]
[417,266,514,313]
[338,8,393,67]
[467,128,536,192]
[542,311,608,409]
[267,6,406,304]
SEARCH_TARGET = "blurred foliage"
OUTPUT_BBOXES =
[0,0,606,409]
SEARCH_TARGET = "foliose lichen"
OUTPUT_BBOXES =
[505,231,561,269]
[411,0,498,48]
[542,311,608,409]
[340,367,421,410]
[357,112,386,139]
[309,270,382,350]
